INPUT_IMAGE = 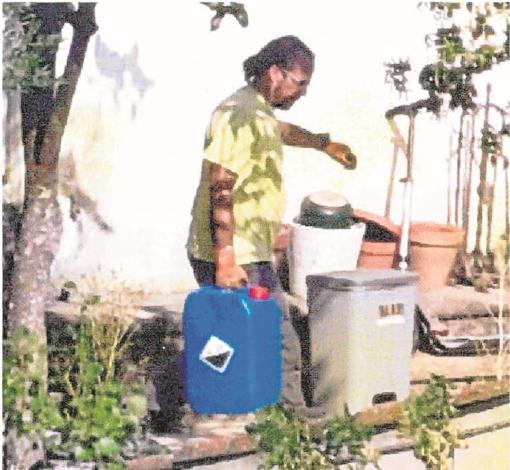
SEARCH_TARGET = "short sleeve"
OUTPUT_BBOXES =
[204,109,255,178]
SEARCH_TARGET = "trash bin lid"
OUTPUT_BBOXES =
[306,269,419,291]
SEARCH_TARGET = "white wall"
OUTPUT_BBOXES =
[13,1,506,292]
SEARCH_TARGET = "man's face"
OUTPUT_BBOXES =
[270,63,313,110]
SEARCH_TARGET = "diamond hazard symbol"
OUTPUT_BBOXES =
[199,335,234,373]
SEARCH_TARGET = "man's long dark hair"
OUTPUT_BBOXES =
[243,35,314,85]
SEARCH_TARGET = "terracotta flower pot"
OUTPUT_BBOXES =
[409,222,464,292]
[353,209,401,269]
[357,240,399,269]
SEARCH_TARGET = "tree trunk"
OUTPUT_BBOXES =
[5,5,96,468]
[2,91,21,188]
[8,171,62,339]
[8,2,98,356]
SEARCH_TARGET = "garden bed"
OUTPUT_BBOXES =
[36,284,509,468]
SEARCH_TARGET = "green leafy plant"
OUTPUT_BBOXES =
[419,3,510,111]
[399,374,462,470]
[323,409,377,468]
[54,314,146,468]
[2,3,61,90]
[250,404,378,469]
[3,316,145,468]
[387,4,510,111]
[250,404,332,469]
[47,280,148,468]
[3,327,65,439]
[60,278,142,383]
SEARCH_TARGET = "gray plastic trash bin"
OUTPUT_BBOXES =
[306,269,419,416]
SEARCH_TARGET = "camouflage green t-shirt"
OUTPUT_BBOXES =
[187,86,285,264]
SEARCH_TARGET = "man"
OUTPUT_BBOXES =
[186,35,356,416]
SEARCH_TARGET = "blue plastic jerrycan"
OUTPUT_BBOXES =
[183,285,282,414]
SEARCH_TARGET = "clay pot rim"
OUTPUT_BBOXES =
[361,240,398,255]
[352,209,401,237]
[410,222,465,247]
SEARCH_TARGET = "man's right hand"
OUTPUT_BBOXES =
[324,142,357,170]
[214,245,248,289]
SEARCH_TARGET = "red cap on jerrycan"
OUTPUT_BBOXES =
[248,285,271,300]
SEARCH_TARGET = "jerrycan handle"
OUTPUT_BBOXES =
[248,285,271,300]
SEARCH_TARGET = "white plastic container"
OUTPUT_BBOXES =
[306,269,418,416]
[287,222,366,301]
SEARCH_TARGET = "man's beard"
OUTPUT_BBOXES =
[275,99,295,110]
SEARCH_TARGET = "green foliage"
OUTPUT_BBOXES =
[250,404,332,469]
[44,282,148,467]
[387,4,510,111]
[481,128,501,156]
[62,382,133,464]
[2,3,61,91]
[418,62,477,110]
[399,374,462,470]
[250,404,377,469]
[419,3,510,110]
[429,3,462,18]
[68,278,141,383]
[53,315,147,467]
[323,410,375,466]
[3,328,65,438]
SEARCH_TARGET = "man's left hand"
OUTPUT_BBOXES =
[324,142,357,170]
[273,224,291,252]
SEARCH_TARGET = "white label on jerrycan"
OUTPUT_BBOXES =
[199,335,234,373]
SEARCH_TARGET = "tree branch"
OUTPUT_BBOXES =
[385,95,442,120]
[39,3,97,166]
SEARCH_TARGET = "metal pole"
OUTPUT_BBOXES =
[455,111,466,226]
[398,112,416,271]
[473,83,492,271]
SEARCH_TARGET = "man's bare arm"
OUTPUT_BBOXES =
[208,162,248,288]
[279,121,330,150]
[278,121,357,169]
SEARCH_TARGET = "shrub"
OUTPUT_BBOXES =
[399,374,462,470]
[3,327,64,439]
[48,280,149,467]
[250,404,377,469]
